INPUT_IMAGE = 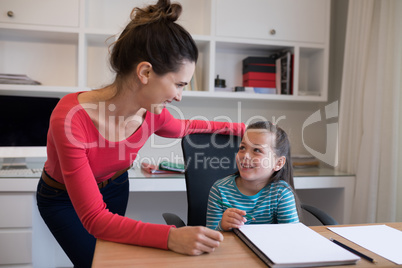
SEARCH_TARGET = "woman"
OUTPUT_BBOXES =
[36,0,245,267]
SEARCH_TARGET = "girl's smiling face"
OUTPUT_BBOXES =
[236,129,285,186]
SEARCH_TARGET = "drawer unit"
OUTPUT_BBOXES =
[0,193,33,265]
[0,0,79,27]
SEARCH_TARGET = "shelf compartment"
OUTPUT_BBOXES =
[215,41,293,92]
[85,33,116,89]
[298,47,326,98]
[188,39,211,92]
[0,28,78,87]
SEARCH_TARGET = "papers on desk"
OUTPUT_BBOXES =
[328,225,402,265]
[233,223,360,268]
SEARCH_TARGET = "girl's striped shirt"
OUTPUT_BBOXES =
[206,174,299,230]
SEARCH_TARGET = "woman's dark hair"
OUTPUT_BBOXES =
[246,121,302,218]
[109,0,198,79]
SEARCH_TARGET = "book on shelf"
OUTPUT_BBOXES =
[234,86,276,94]
[243,65,276,74]
[242,56,276,66]
[275,51,292,95]
[242,56,276,91]
[241,52,293,95]
[243,79,275,88]
[0,73,41,85]
[243,72,276,81]
[233,223,360,268]
[183,73,198,91]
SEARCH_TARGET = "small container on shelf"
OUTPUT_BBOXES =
[215,75,232,92]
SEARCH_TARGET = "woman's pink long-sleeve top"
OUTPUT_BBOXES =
[44,92,245,249]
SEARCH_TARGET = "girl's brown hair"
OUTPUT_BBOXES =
[246,121,302,218]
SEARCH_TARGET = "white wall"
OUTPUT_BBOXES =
[137,0,350,169]
[137,99,326,167]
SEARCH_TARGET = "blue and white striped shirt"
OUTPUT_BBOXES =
[206,174,299,230]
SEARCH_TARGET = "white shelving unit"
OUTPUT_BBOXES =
[0,2,335,266]
[0,0,330,102]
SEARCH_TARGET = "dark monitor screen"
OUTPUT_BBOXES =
[0,95,60,146]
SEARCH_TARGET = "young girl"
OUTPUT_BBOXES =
[206,121,300,231]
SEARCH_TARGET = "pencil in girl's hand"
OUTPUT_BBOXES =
[217,200,255,221]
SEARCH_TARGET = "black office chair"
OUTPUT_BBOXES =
[163,133,338,227]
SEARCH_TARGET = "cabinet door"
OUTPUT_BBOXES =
[0,194,32,228]
[216,0,329,44]
[0,0,79,27]
[0,231,32,265]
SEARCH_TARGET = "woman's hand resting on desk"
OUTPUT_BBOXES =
[167,226,223,255]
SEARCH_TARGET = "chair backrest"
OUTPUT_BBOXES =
[181,133,242,226]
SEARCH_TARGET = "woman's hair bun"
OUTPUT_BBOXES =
[110,0,197,77]
[131,0,182,25]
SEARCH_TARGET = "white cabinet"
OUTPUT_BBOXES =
[216,0,328,44]
[0,0,330,101]
[0,193,33,266]
[0,0,79,27]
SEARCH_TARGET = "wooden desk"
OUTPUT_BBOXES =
[92,222,402,267]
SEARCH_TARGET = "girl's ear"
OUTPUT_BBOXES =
[274,156,286,171]
[136,61,153,84]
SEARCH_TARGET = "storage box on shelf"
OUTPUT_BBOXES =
[0,0,330,101]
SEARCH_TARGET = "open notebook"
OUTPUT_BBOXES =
[233,223,360,268]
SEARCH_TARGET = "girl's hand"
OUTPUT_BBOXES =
[167,226,223,255]
[220,208,247,231]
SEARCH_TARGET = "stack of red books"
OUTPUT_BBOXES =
[242,57,276,88]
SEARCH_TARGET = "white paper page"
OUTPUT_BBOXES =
[328,225,402,264]
[238,223,359,265]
